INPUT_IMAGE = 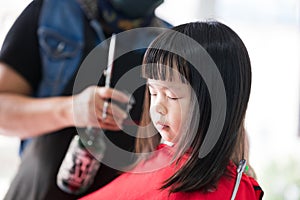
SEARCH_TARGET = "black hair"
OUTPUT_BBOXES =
[136,21,252,193]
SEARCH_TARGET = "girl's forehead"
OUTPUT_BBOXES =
[147,79,188,90]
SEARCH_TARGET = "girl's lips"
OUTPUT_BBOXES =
[156,122,169,130]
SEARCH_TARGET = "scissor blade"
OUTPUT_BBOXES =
[105,33,116,87]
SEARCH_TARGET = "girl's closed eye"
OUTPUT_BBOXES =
[149,90,181,100]
[166,91,182,101]
[167,95,180,101]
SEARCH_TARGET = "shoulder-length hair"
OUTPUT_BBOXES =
[135,21,252,193]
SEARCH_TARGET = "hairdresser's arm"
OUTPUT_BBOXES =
[0,63,128,139]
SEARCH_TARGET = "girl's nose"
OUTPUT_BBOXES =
[155,103,167,115]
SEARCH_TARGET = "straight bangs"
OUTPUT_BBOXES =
[142,31,190,84]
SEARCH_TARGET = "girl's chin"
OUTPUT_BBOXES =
[156,127,176,142]
[160,133,175,144]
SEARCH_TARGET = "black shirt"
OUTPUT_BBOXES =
[0,0,43,91]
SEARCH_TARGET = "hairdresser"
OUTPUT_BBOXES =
[0,0,171,199]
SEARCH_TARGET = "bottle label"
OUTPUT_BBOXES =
[57,136,100,194]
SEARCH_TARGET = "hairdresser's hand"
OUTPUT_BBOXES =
[72,86,129,131]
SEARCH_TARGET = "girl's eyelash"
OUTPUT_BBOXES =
[168,96,180,100]
[149,89,181,100]
[149,92,180,100]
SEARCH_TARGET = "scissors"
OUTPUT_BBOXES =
[84,34,116,153]
[102,33,116,120]
[230,159,247,200]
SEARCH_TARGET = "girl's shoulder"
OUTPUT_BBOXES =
[199,162,264,200]
[227,162,263,198]
[138,146,263,200]
[172,162,263,200]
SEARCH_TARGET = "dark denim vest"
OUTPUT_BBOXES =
[37,0,87,97]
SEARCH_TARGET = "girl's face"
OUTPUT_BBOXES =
[148,78,191,143]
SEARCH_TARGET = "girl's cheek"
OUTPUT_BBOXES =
[149,106,157,121]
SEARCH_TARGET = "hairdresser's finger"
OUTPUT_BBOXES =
[96,100,127,120]
[96,87,130,104]
[105,103,128,120]
[98,117,123,131]
[95,106,124,127]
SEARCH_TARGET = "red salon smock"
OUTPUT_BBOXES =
[82,144,263,200]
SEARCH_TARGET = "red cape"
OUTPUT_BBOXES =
[82,144,263,200]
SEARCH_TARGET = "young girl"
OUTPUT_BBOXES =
[82,21,263,199]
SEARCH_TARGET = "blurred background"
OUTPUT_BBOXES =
[0,0,299,199]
